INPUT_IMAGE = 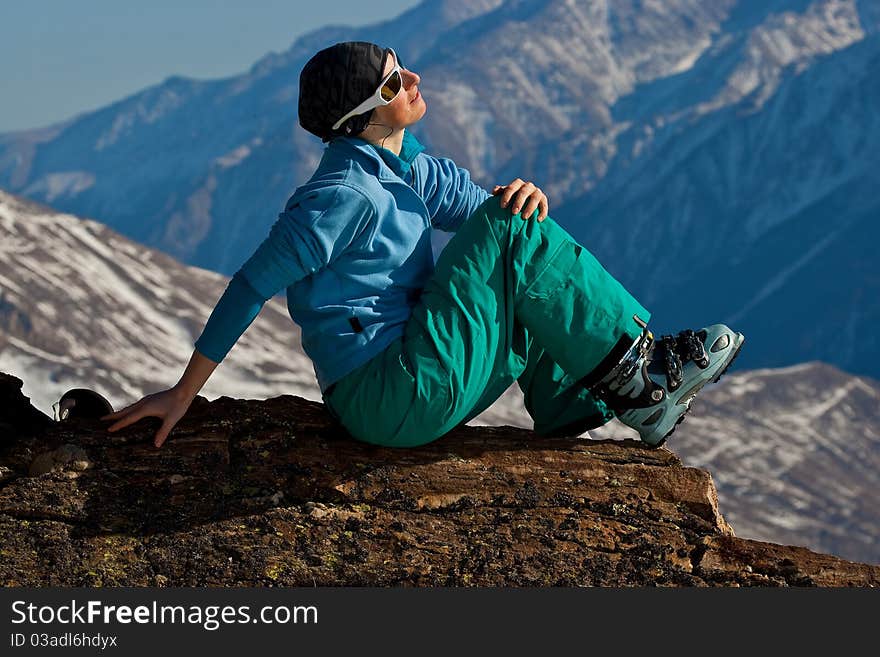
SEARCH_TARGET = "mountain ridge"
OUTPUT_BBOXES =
[2,1,877,379]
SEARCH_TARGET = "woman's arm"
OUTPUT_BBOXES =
[101,348,219,448]
[420,155,491,232]
[172,348,220,404]
[102,183,370,447]
[420,155,550,230]
[102,272,266,448]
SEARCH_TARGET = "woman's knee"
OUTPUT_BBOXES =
[473,193,566,245]
[475,194,522,228]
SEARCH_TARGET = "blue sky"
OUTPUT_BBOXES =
[0,0,420,133]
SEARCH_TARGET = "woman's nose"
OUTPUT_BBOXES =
[404,69,420,86]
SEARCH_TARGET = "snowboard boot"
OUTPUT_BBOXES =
[589,323,744,447]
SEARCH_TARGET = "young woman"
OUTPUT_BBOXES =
[102,41,744,450]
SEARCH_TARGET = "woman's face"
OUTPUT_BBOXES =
[371,50,425,129]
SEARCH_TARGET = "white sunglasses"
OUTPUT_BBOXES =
[332,48,405,132]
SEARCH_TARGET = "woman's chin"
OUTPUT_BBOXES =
[406,117,425,130]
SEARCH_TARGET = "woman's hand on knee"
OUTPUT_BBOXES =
[492,178,548,222]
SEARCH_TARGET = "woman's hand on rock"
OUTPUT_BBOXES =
[100,387,193,449]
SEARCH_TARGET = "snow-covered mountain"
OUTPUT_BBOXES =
[0,0,509,280]
[0,190,318,413]
[1,0,877,380]
[0,1,873,267]
[2,189,878,565]
[562,24,880,379]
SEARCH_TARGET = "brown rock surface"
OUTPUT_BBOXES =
[0,372,877,587]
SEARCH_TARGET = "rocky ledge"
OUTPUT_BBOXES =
[1,372,877,587]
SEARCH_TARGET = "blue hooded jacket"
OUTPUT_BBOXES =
[194,130,490,393]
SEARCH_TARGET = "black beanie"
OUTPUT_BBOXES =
[298,41,392,143]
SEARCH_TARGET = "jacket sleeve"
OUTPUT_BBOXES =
[194,271,267,363]
[192,184,373,364]
[238,184,374,299]
[420,155,491,233]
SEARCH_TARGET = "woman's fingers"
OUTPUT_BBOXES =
[495,179,547,219]
[521,198,538,220]
[99,389,187,447]
[522,194,548,222]
[107,409,150,432]
[498,179,525,207]
[510,184,537,215]
[106,420,124,433]
[105,403,151,433]
[154,418,176,449]
[101,398,142,422]
[538,196,549,221]
[496,179,547,222]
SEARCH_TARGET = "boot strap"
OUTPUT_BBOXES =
[676,329,710,369]
[590,329,666,412]
[656,330,711,392]
[659,336,683,391]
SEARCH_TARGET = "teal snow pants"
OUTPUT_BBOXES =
[323,195,650,447]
